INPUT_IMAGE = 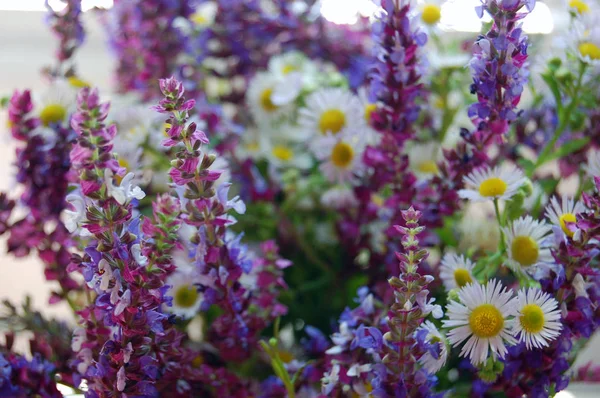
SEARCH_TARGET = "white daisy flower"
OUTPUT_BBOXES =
[586,149,600,178]
[503,216,553,276]
[314,132,365,185]
[544,195,584,238]
[458,202,501,253]
[572,10,600,66]
[299,88,363,140]
[459,165,525,202]
[512,288,562,350]
[247,72,298,123]
[110,103,156,150]
[443,279,517,365]
[263,139,312,171]
[416,320,448,374]
[165,270,204,319]
[407,142,443,181]
[189,1,217,28]
[320,186,359,210]
[34,79,77,126]
[439,253,477,291]
[268,51,318,85]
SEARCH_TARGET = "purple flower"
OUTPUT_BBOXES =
[351,324,383,350]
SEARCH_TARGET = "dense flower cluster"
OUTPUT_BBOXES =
[2,0,600,397]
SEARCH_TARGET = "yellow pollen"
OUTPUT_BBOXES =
[319,108,346,135]
[511,235,539,267]
[559,213,577,237]
[260,88,278,112]
[478,177,507,198]
[282,64,298,75]
[174,284,199,308]
[163,122,172,138]
[331,142,354,168]
[191,355,204,367]
[272,145,293,161]
[364,103,377,124]
[579,42,600,61]
[67,76,90,88]
[191,12,208,25]
[519,304,545,334]
[453,269,473,288]
[421,4,442,25]
[569,0,590,13]
[469,304,504,338]
[417,160,439,175]
[39,103,67,126]
[278,350,294,363]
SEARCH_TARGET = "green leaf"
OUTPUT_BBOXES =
[541,72,563,114]
[547,137,590,162]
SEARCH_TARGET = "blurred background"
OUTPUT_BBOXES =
[0,0,597,396]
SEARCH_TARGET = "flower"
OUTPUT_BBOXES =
[268,51,317,85]
[503,216,553,276]
[545,195,584,237]
[165,270,204,319]
[104,169,146,205]
[443,279,517,365]
[512,288,562,349]
[247,72,298,123]
[34,79,77,126]
[572,11,600,65]
[407,142,442,181]
[459,165,525,202]
[263,139,312,171]
[586,149,600,178]
[439,252,477,291]
[566,0,592,15]
[314,132,365,184]
[458,202,501,253]
[63,194,87,234]
[322,364,340,395]
[299,88,363,139]
[415,320,448,374]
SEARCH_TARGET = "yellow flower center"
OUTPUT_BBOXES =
[163,122,172,138]
[260,88,278,112]
[118,158,130,171]
[579,42,600,61]
[246,141,260,152]
[478,177,507,198]
[331,142,354,168]
[282,64,298,75]
[421,4,442,25]
[519,304,545,334]
[454,269,473,288]
[559,213,577,237]
[67,76,90,88]
[371,194,385,207]
[364,103,377,124]
[417,160,439,175]
[511,235,539,267]
[174,284,199,308]
[191,355,204,367]
[191,12,208,25]
[272,145,293,161]
[569,0,589,13]
[319,108,346,135]
[39,103,67,126]
[469,304,504,338]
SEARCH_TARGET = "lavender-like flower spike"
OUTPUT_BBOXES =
[369,0,427,145]
[377,207,442,396]
[468,0,534,142]
[45,0,85,66]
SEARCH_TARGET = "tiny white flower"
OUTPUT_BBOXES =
[64,194,88,235]
[544,195,584,238]
[98,259,113,291]
[114,289,131,316]
[321,364,340,395]
[347,363,371,377]
[131,244,148,266]
[459,165,525,202]
[443,279,517,365]
[104,169,146,205]
[71,327,86,352]
[585,149,600,179]
[573,273,589,298]
[439,252,477,292]
[512,288,562,350]
[416,321,448,374]
[326,322,353,354]
[503,216,554,276]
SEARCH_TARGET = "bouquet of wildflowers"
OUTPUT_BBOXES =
[2,0,600,396]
